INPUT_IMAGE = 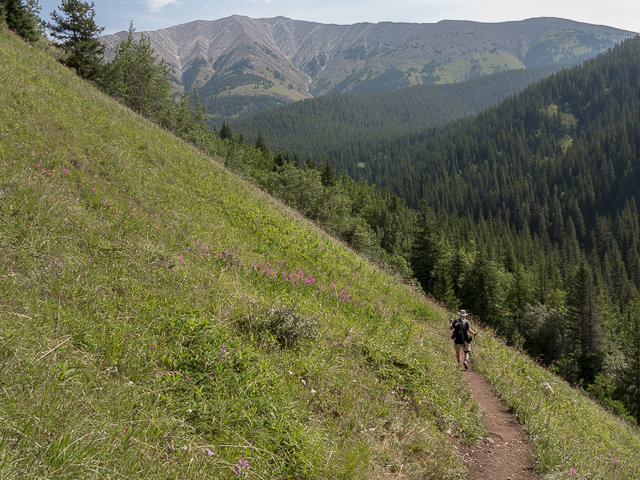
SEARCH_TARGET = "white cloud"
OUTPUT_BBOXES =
[145,0,179,12]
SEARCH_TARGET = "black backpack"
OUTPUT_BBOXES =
[451,318,465,344]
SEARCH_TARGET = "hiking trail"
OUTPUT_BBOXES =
[460,366,536,480]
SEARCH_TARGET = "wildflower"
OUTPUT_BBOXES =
[569,468,577,475]
[206,448,215,456]
[234,457,249,477]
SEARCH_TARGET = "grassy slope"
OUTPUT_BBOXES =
[1,27,639,480]
[0,27,481,479]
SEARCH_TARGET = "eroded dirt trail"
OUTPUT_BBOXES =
[460,368,536,480]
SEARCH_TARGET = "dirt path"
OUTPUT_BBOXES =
[460,366,536,480]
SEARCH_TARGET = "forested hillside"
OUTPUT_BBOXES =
[355,36,640,419]
[232,64,564,161]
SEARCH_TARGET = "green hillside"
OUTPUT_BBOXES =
[2,25,640,479]
[0,25,479,479]
[231,64,563,162]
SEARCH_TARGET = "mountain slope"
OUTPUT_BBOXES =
[326,34,640,220]
[232,63,564,160]
[2,26,640,479]
[100,16,636,123]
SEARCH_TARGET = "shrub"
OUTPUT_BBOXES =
[240,306,318,349]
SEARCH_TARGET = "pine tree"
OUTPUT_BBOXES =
[273,149,284,172]
[412,202,443,292]
[48,0,104,79]
[98,23,172,124]
[305,155,316,170]
[191,88,206,127]
[565,259,604,385]
[462,251,504,328]
[320,156,337,187]
[2,0,41,41]
[449,246,470,298]
[621,299,640,424]
[432,262,460,311]
[220,121,234,141]
[507,263,532,311]
[254,131,268,153]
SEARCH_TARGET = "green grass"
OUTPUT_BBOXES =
[0,27,482,479]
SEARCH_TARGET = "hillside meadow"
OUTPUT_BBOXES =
[1,26,640,479]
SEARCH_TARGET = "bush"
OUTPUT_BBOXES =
[240,306,318,349]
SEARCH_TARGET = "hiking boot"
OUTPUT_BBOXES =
[463,360,469,369]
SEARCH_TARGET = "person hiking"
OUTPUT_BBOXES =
[449,309,477,369]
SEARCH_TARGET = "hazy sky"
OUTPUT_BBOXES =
[37,0,640,35]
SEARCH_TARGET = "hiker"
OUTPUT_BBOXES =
[449,309,477,369]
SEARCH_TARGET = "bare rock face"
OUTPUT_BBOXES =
[100,15,636,121]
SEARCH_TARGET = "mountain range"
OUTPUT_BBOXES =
[100,15,636,123]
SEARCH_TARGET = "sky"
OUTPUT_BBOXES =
[36,0,640,36]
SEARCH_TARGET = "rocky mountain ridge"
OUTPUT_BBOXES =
[100,15,637,122]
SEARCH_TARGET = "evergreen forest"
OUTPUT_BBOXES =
[232,64,564,165]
